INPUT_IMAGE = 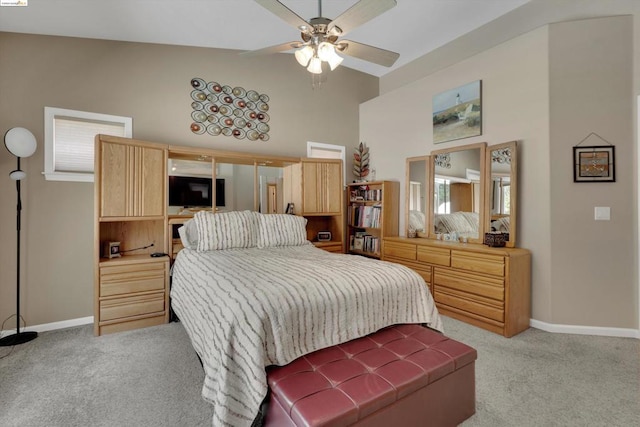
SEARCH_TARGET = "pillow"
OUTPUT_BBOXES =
[435,212,475,234]
[408,210,425,231]
[177,219,199,249]
[257,213,308,248]
[194,210,259,251]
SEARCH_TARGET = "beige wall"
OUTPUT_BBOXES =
[0,32,378,326]
[361,14,639,330]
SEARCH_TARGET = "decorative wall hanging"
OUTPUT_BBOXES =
[492,147,511,164]
[353,142,370,181]
[573,132,615,182]
[189,77,270,141]
[432,80,482,144]
[434,153,451,169]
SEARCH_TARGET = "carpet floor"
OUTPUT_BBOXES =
[0,316,638,426]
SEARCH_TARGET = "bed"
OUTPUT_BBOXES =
[170,210,443,427]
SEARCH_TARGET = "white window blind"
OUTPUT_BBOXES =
[44,107,132,182]
[53,117,125,172]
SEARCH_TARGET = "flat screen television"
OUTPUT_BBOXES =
[168,176,225,208]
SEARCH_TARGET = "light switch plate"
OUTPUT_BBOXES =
[594,206,610,221]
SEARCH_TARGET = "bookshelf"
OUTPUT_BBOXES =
[347,181,399,258]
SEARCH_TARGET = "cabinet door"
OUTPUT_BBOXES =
[302,161,322,213]
[322,162,342,214]
[99,142,164,217]
[100,142,131,217]
[136,146,165,216]
[302,161,342,214]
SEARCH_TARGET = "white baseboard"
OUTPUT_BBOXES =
[1,316,94,336]
[3,316,638,340]
[530,319,640,339]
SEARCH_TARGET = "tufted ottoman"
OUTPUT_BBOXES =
[264,324,477,427]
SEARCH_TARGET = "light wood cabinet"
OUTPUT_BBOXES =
[99,140,165,218]
[383,237,530,337]
[284,158,344,253]
[94,135,169,336]
[346,181,399,259]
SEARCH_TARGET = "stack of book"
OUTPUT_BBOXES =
[348,204,382,228]
[350,232,380,255]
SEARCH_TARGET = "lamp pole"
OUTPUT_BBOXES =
[0,128,38,347]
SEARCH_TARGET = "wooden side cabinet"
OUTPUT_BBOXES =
[284,158,345,253]
[94,135,169,336]
[383,237,531,337]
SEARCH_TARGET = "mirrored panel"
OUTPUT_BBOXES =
[216,163,255,212]
[405,156,429,236]
[257,165,285,213]
[428,142,486,243]
[486,141,517,247]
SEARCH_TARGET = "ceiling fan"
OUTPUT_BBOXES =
[242,0,400,74]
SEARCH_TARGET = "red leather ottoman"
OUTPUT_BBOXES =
[265,324,476,427]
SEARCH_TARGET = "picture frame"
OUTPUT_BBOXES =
[285,202,295,214]
[573,145,615,182]
[432,80,482,144]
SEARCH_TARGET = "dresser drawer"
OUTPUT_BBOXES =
[100,292,165,321]
[434,267,504,301]
[435,287,504,322]
[100,262,166,297]
[385,257,432,286]
[417,246,450,266]
[383,242,417,261]
[451,250,505,276]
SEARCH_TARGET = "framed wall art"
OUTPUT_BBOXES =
[573,145,615,182]
[432,80,482,144]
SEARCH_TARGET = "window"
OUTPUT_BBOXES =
[434,177,451,214]
[44,107,132,182]
[307,141,346,186]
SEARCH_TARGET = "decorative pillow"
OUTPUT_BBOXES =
[177,219,199,249]
[436,212,475,234]
[257,213,308,248]
[408,210,425,231]
[460,212,480,232]
[194,210,258,251]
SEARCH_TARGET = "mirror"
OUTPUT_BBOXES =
[257,165,285,213]
[486,141,517,247]
[428,142,486,243]
[405,156,429,236]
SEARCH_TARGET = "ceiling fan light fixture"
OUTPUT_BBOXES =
[295,45,314,66]
[317,41,334,62]
[307,56,323,74]
[327,50,343,70]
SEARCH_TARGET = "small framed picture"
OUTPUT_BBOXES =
[573,146,615,182]
[285,203,295,214]
[103,241,121,259]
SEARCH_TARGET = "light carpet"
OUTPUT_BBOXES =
[0,316,638,426]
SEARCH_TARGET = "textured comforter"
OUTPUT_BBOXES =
[171,243,442,427]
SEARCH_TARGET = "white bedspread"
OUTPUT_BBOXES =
[171,243,442,427]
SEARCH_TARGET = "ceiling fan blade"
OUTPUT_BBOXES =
[337,40,399,67]
[254,0,312,32]
[328,0,397,36]
[239,41,301,56]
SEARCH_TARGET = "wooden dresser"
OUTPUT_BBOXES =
[383,237,530,337]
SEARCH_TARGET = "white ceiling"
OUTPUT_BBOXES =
[0,0,531,77]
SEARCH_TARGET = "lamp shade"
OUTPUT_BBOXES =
[9,170,26,180]
[295,46,314,67]
[5,127,37,158]
[307,57,323,74]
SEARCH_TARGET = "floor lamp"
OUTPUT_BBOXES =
[0,127,38,347]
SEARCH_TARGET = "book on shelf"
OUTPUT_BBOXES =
[348,204,382,228]
[350,185,382,202]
